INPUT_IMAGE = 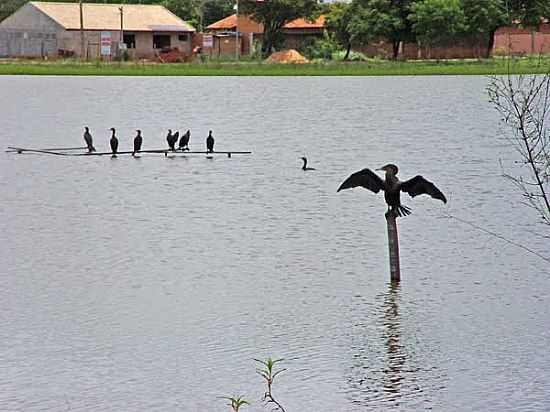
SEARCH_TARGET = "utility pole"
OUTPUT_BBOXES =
[235,0,239,61]
[79,0,85,59]
[119,5,124,58]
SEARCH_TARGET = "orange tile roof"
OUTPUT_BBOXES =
[284,15,325,29]
[207,14,325,31]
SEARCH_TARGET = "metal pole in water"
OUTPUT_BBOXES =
[385,212,401,282]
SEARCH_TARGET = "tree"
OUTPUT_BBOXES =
[161,0,201,28]
[348,0,414,60]
[488,72,550,226]
[324,2,355,60]
[408,0,467,53]
[202,0,235,28]
[239,0,317,57]
[507,0,550,27]
[461,0,506,57]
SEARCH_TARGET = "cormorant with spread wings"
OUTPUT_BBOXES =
[337,164,447,217]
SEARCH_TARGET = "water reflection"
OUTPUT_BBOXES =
[381,282,405,398]
[346,282,433,409]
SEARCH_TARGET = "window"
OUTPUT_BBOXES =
[153,34,171,49]
[123,34,135,49]
[178,33,189,42]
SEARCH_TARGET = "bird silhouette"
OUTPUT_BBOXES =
[337,164,446,217]
[133,130,142,156]
[83,127,96,153]
[179,130,190,151]
[109,128,118,157]
[206,130,214,153]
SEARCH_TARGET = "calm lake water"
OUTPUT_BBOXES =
[1,75,549,412]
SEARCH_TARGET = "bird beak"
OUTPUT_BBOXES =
[376,167,383,171]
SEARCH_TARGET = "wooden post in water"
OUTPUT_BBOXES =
[385,211,401,282]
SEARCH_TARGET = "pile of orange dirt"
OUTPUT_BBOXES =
[265,49,309,64]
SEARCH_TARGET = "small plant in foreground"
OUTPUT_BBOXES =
[221,395,249,412]
[254,357,287,412]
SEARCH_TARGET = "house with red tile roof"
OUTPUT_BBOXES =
[205,14,325,56]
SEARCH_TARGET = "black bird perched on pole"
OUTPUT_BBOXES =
[166,129,178,152]
[109,128,118,157]
[337,164,447,217]
[133,129,142,156]
[179,130,190,151]
[206,130,214,153]
[301,157,316,171]
[83,127,96,153]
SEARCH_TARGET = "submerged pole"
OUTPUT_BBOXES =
[385,211,401,282]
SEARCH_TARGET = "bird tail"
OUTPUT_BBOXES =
[394,205,412,217]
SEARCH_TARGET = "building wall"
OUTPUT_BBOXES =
[0,3,60,57]
[494,24,550,56]
[57,30,192,59]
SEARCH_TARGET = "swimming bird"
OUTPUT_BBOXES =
[337,164,447,217]
[133,129,142,156]
[167,129,179,152]
[83,127,96,153]
[109,128,118,156]
[301,157,316,171]
[206,130,214,153]
[179,130,190,151]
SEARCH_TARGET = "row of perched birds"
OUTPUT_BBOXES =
[83,127,215,155]
[84,128,446,218]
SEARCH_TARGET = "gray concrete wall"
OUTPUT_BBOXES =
[0,3,60,57]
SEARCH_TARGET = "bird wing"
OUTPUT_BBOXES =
[337,168,384,193]
[173,131,179,140]
[400,175,447,203]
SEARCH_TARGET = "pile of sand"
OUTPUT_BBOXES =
[265,49,309,64]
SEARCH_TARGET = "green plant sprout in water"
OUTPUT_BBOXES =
[254,358,287,412]
[221,396,249,412]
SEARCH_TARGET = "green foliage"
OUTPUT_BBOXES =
[202,0,234,28]
[255,357,287,412]
[239,0,317,57]
[408,0,467,46]
[333,49,368,61]
[461,0,506,35]
[507,0,550,27]
[304,34,342,60]
[221,396,249,412]
[324,2,355,57]
[348,0,415,59]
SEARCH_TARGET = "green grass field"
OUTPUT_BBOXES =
[0,57,549,76]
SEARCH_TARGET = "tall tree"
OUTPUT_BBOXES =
[348,0,414,60]
[324,2,355,60]
[239,0,317,57]
[461,0,506,57]
[408,0,467,52]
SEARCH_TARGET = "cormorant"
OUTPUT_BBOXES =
[167,129,179,151]
[83,127,96,153]
[301,157,316,171]
[109,128,118,156]
[206,130,214,153]
[179,130,190,151]
[133,129,142,156]
[337,164,447,217]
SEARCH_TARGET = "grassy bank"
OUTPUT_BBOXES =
[0,57,549,76]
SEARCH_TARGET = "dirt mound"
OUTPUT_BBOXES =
[265,49,309,64]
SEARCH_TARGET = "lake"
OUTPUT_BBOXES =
[1,75,549,411]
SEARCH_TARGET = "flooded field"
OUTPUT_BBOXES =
[1,75,548,411]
